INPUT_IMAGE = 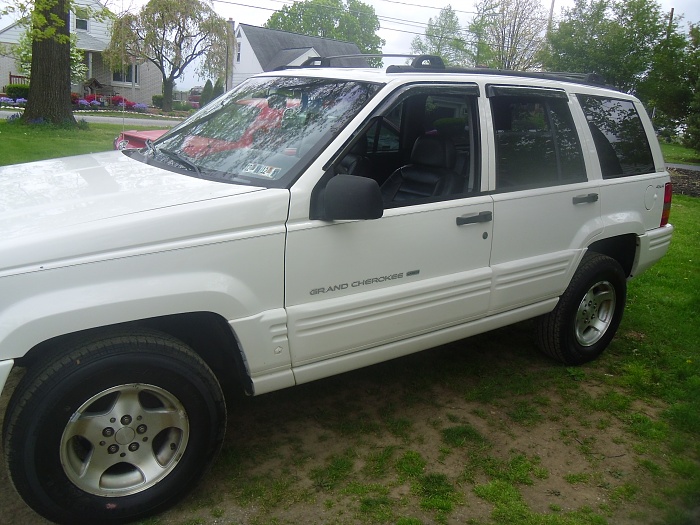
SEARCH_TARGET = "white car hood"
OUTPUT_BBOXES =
[0,151,284,275]
[0,150,261,239]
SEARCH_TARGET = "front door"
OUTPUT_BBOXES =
[285,86,493,371]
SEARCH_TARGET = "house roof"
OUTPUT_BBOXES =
[76,31,108,52]
[239,24,369,70]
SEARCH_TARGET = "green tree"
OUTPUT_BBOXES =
[636,22,693,130]
[212,77,224,99]
[542,0,666,92]
[410,5,469,66]
[1,0,86,124]
[265,0,384,66]
[14,30,87,85]
[200,78,214,107]
[104,0,229,112]
[682,25,700,152]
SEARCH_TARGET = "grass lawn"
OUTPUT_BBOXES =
[660,142,700,165]
[0,120,698,525]
[0,119,167,166]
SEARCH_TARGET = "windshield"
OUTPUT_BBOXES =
[129,76,380,187]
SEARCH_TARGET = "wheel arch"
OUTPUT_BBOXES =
[17,312,253,400]
[586,234,637,277]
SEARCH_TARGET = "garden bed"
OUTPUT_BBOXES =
[669,167,700,198]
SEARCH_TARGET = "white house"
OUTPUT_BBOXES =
[0,0,162,105]
[229,23,369,88]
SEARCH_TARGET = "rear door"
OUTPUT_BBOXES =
[486,85,603,313]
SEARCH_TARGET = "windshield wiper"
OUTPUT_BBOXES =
[157,147,203,176]
[145,138,157,156]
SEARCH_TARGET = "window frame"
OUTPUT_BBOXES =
[576,94,655,179]
[112,64,139,86]
[488,86,587,192]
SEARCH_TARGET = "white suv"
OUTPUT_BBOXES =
[0,56,673,524]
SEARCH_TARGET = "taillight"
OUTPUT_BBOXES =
[660,182,672,227]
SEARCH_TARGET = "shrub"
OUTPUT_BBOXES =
[152,94,163,108]
[71,92,80,104]
[84,94,103,103]
[212,77,224,100]
[0,96,14,105]
[173,101,192,111]
[200,79,214,107]
[6,84,29,99]
[111,95,136,109]
[133,103,148,113]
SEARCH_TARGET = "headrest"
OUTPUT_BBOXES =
[411,136,456,169]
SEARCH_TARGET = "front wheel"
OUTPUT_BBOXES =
[2,331,226,525]
[536,253,626,365]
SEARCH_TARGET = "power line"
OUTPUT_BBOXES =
[212,0,474,38]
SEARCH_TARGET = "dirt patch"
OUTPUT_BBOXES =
[2,323,691,524]
[669,167,700,198]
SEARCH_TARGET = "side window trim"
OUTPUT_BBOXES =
[486,85,568,100]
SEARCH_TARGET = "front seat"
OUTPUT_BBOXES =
[380,135,459,204]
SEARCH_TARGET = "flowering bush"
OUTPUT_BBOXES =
[16,98,27,105]
[71,92,80,104]
[78,99,90,108]
[111,95,136,109]
[133,103,148,113]
[84,94,102,103]
[0,96,14,105]
[90,100,101,107]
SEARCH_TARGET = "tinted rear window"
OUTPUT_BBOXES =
[577,95,654,178]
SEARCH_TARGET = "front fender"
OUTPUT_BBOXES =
[0,234,285,361]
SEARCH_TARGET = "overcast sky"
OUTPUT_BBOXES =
[166,0,700,89]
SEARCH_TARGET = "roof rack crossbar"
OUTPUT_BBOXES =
[277,53,610,88]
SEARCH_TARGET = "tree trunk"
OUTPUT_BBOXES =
[23,0,76,125]
[162,78,174,112]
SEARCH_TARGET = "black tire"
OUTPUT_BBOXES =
[2,331,226,525]
[536,252,626,365]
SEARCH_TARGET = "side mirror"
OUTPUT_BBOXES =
[320,175,383,221]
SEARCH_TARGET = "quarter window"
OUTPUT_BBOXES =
[577,95,654,178]
[491,94,586,190]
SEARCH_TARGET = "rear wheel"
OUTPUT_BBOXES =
[2,331,226,525]
[536,253,626,365]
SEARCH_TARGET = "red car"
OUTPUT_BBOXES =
[114,98,298,152]
[114,129,168,150]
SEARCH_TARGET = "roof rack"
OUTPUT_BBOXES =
[386,56,608,87]
[276,54,430,69]
[278,54,609,88]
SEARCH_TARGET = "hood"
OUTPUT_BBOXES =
[0,151,286,275]
[0,150,262,240]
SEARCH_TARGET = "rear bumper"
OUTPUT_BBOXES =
[632,223,674,277]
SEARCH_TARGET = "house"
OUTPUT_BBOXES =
[230,23,369,87]
[0,0,161,105]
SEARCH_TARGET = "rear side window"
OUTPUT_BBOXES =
[577,95,654,178]
[490,94,586,190]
